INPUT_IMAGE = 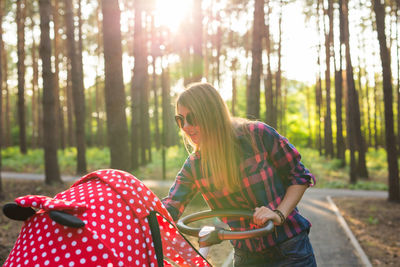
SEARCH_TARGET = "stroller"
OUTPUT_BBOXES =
[2,169,211,267]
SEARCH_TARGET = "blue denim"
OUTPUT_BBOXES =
[233,230,317,267]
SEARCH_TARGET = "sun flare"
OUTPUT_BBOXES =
[153,0,192,32]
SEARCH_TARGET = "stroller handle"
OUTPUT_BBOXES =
[177,209,274,240]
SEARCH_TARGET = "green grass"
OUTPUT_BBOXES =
[299,147,389,190]
[1,145,188,179]
[1,145,392,190]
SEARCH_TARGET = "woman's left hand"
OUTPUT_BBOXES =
[253,206,281,226]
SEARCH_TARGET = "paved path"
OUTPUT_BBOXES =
[0,172,388,266]
[300,188,386,267]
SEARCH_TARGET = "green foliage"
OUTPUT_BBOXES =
[366,216,379,225]
[299,147,388,191]
[2,147,44,173]
[133,145,188,181]
[1,146,110,174]
[1,145,391,192]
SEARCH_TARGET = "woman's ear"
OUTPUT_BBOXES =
[2,202,36,221]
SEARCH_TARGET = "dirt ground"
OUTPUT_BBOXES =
[333,197,400,266]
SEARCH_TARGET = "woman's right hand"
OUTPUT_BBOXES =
[253,206,281,226]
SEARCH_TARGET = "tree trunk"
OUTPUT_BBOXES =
[95,2,105,147]
[29,8,40,149]
[335,0,345,164]
[151,15,161,150]
[343,0,357,183]
[324,0,334,157]
[17,0,27,154]
[77,0,89,148]
[231,58,238,116]
[264,2,274,127]
[65,0,87,174]
[66,69,75,147]
[342,0,368,180]
[101,0,130,171]
[275,2,282,130]
[215,11,222,87]
[1,41,11,147]
[192,0,203,82]
[396,1,400,155]
[39,0,62,184]
[373,0,400,202]
[316,0,323,155]
[161,62,171,180]
[52,0,62,150]
[131,0,150,167]
[0,0,4,199]
[247,0,264,120]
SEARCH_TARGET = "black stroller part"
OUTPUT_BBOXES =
[148,211,164,267]
[177,209,274,240]
[2,202,36,221]
[49,210,86,228]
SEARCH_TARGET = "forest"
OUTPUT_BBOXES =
[0,0,399,203]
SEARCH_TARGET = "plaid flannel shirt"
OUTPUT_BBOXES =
[162,122,316,252]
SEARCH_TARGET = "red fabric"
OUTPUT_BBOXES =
[4,169,210,267]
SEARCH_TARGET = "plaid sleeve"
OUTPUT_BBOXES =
[258,123,316,187]
[161,156,197,221]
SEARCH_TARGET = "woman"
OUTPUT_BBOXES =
[162,82,317,266]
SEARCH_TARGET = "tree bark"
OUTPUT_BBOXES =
[151,15,161,150]
[335,0,345,164]
[342,0,368,180]
[39,0,62,184]
[264,1,274,127]
[131,0,150,168]
[95,2,105,147]
[316,0,323,155]
[373,0,400,202]
[192,0,203,82]
[275,2,282,130]
[247,0,264,120]
[17,0,27,154]
[324,0,334,157]
[65,0,87,174]
[0,0,4,199]
[52,0,62,150]
[101,0,130,171]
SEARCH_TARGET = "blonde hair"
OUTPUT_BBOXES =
[176,82,244,192]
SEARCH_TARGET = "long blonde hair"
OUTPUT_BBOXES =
[176,82,243,192]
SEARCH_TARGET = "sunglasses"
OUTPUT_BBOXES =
[175,113,196,128]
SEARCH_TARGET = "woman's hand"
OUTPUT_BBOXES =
[253,206,281,226]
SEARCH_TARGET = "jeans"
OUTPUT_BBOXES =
[233,231,317,267]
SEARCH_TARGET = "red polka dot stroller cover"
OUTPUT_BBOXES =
[3,169,211,267]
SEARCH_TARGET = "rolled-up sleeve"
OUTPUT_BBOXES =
[260,123,316,187]
[161,156,197,221]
